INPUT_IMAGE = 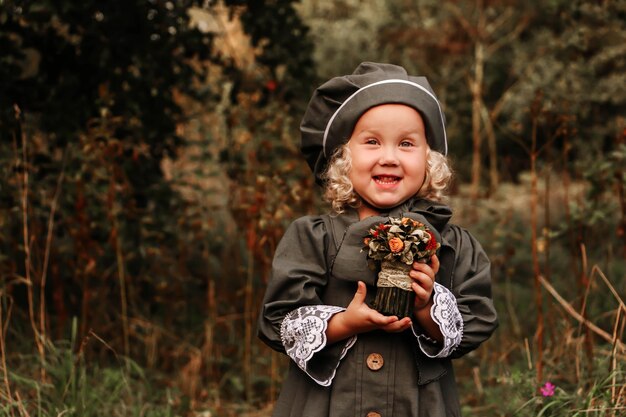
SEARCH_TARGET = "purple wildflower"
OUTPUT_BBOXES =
[540,381,555,397]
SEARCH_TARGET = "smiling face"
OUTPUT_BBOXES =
[347,104,429,219]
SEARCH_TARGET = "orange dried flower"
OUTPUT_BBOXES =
[388,237,404,253]
[401,217,419,227]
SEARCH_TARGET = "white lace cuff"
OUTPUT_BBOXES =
[280,305,357,386]
[412,282,463,358]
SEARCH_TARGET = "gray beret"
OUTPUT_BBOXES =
[300,62,448,184]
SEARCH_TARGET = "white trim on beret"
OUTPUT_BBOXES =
[322,79,448,157]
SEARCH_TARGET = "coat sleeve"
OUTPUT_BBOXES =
[447,225,499,359]
[257,216,355,385]
[257,216,330,351]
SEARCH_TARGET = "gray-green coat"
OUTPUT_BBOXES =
[258,199,498,417]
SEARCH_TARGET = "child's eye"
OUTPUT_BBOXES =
[400,140,414,147]
[365,138,379,145]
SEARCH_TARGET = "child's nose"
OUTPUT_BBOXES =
[378,146,399,165]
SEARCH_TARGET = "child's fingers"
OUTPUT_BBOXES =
[352,281,367,304]
[430,254,440,274]
[410,273,433,309]
[412,262,434,278]
[409,269,434,289]
[382,317,412,333]
[412,282,431,302]
[412,254,439,276]
[364,308,400,327]
[372,314,398,327]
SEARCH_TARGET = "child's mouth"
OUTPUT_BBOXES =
[373,175,400,185]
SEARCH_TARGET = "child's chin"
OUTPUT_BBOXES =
[368,201,402,210]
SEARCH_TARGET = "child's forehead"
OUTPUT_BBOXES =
[357,103,424,119]
[353,104,425,128]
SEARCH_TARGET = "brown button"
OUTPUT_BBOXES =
[366,353,384,371]
[366,412,381,417]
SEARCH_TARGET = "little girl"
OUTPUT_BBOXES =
[258,62,498,417]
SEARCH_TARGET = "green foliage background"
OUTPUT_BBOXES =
[1,0,624,416]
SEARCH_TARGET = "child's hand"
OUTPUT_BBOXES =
[410,254,440,311]
[326,281,411,344]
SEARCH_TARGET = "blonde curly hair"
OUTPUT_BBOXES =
[322,144,452,214]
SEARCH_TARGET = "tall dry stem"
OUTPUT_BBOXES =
[578,245,596,374]
[609,307,623,405]
[543,144,556,349]
[202,221,217,396]
[529,104,544,385]
[13,114,46,377]
[469,35,484,200]
[104,152,130,362]
[480,101,499,194]
[588,265,626,312]
[13,391,31,417]
[114,218,130,362]
[243,224,255,401]
[39,147,67,361]
[0,293,15,417]
[615,122,626,259]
